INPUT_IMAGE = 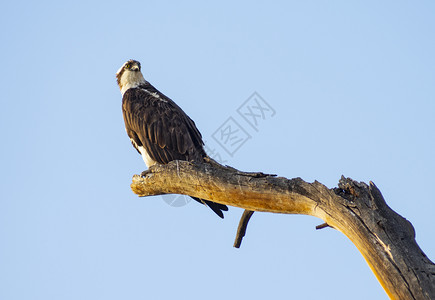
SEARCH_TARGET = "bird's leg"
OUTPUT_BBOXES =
[140,168,152,177]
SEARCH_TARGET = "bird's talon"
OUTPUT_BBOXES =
[141,170,151,177]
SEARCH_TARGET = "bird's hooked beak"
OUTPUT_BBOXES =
[131,65,140,72]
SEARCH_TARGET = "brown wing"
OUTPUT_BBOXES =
[122,86,206,164]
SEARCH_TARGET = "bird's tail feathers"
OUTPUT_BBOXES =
[191,197,228,219]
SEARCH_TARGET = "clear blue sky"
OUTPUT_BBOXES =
[1,1,434,299]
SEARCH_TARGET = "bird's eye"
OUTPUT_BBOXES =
[125,63,131,69]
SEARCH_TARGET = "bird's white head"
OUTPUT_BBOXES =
[116,59,146,95]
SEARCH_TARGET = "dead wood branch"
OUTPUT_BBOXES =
[131,160,435,300]
[233,210,254,248]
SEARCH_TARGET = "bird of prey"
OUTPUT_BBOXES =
[116,59,228,218]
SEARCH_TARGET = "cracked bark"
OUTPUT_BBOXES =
[130,160,435,300]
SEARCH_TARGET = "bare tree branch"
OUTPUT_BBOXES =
[233,210,254,248]
[315,222,331,230]
[131,160,435,300]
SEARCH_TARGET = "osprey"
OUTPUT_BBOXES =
[116,59,228,218]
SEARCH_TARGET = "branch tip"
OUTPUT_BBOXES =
[234,210,255,248]
[316,223,331,230]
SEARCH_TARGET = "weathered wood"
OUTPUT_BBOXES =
[233,210,254,248]
[131,160,435,300]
